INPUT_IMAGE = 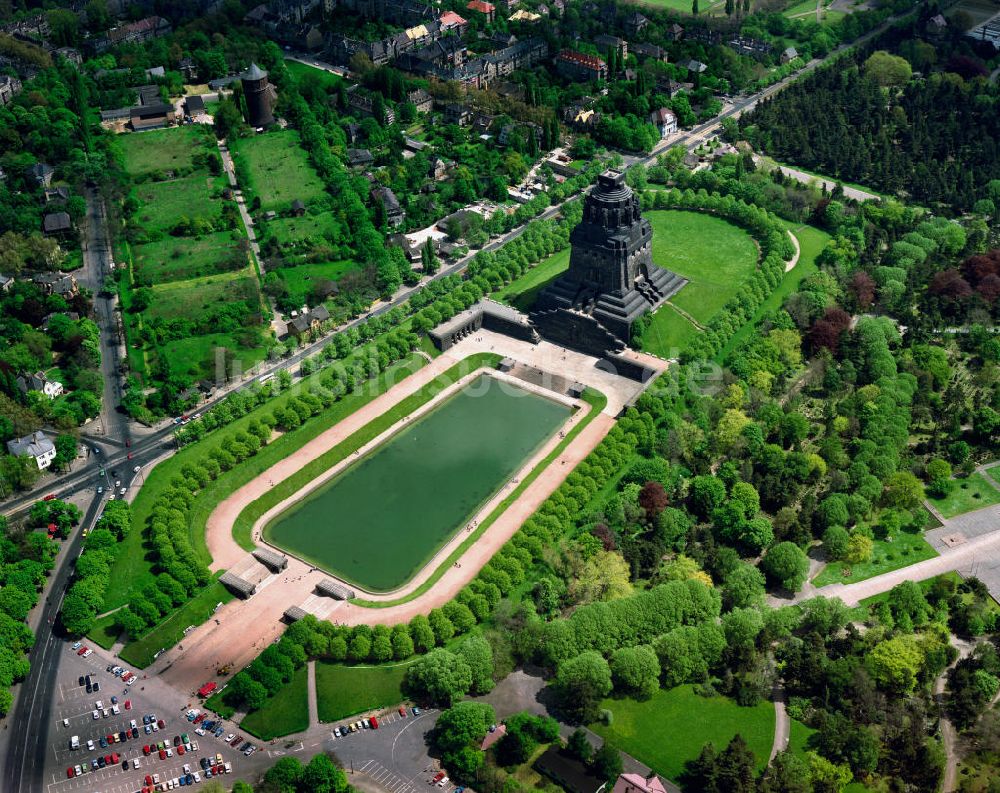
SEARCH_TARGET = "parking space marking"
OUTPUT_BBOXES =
[359,760,420,793]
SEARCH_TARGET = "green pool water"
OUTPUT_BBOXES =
[263,375,571,591]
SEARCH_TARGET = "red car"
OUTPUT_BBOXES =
[76,646,87,656]
[399,706,407,717]
[143,745,151,755]
[177,745,186,756]
[145,775,153,786]
[159,749,166,760]
[43,494,56,501]
[66,767,74,779]
[111,752,119,764]
[157,719,165,729]
[194,712,206,723]
[125,699,132,710]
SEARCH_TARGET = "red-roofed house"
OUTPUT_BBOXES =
[556,50,608,82]
[466,0,496,22]
[440,10,469,32]
[612,773,668,793]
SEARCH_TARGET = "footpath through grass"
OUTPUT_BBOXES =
[241,665,310,740]
[812,523,937,587]
[927,472,1000,518]
[592,685,774,781]
[351,386,607,608]
[315,661,411,723]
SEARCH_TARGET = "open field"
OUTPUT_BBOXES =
[132,174,224,233]
[640,303,700,359]
[648,210,759,324]
[118,125,213,179]
[265,213,341,246]
[592,685,774,781]
[118,579,234,668]
[927,472,1000,518]
[493,248,570,311]
[315,661,409,722]
[157,330,269,382]
[263,374,570,591]
[133,231,245,285]
[718,222,830,361]
[812,524,938,587]
[788,718,817,758]
[241,665,310,739]
[277,260,358,307]
[147,270,258,322]
[232,130,326,212]
[285,59,344,91]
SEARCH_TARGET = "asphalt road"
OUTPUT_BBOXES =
[1,492,103,793]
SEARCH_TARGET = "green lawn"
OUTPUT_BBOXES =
[241,665,310,740]
[315,661,410,722]
[592,685,775,781]
[265,213,342,247]
[118,579,234,669]
[927,472,1000,518]
[812,528,938,587]
[231,130,326,212]
[718,222,830,362]
[986,465,1000,487]
[788,718,817,758]
[132,174,223,234]
[285,59,344,92]
[782,0,819,16]
[648,210,759,325]
[278,260,358,307]
[492,248,570,312]
[133,231,245,286]
[158,330,269,382]
[119,125,213,179]
[88,612,123,650]
[639,303,700,359]
[147,270,258,323]
[101,353,428,611]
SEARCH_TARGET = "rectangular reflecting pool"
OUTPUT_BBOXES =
[263,375,571,592]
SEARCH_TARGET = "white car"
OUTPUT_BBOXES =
[71,641,82,650]
[225,734,235,743]
[130,719,138,729]
[193,771,202,782]
[183,764,191,774]
[133,757,141,769]
[95,700,104,710]
[92,710,99,720]
[195,728,206,736]
[102,708,109,718]
[112,704,120,715]
[87,740,94,751]
[224,762,231,773]
[82,648,93,658]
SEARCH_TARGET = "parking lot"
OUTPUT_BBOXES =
[44,643,255,793]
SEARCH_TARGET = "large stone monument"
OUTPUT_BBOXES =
[531,170,686,355]
[240,62,277,128]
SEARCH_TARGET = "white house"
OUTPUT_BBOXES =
[7,431,57,470]
[649,107,678,138]
[17,371,64,399]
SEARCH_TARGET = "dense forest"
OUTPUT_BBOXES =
[741,22,1000,212]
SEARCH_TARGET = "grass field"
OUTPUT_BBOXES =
[232,130,326,212]
[101,354,428,612]
[315,661,410,722]
[265,213,342,247]
[133,231,245,285]
[88,612,123,650]
[133,174,223,233]
[285,59,344,91]
[118,579,234,669]
[241,665,310,740]
[592,686,774,781]
[147,271,258,323]
[986,465,1000,487]
[640,303,701,359]
[718,222,830,362]
[788,718,817,758]
[493,248,570,311]
[278,260,358,307]
[157,331,269,382]
[648,210,759,324]
[927,472,1000,518]
[119,126,212,179]
[812,527,937,587]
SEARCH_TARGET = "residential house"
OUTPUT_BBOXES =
[31,271,78,298]
[439,10,469,33]
[93,16,172,53]
[185,95,206,116]
[486,36,549,76]
[612,772,668,793]
[407,88,433,113]
[43,186,70,204]
[623,10,649,37]
[290,199,306,216]
[0,274,12,292]
[470,111,495,136]
[17,372,64,399]
[729,36,772,57]
[329,32,411,66]
[346,148,374,167]
[178,57,198,80]
[444,103,473,126]
[0,74,22,106]
[372,186,405,227]
[55,47,83,66]
[498,121,541,147]
[780,46,799,63]
[7,431,57,470]
[481,724,507,751]
[666,22,684,40]
[344,122,363,145]
[593,34,627,60]
[347,90,396,123]
[26,162,55,188]
[466,0,496,23]
[509,9,541,22]
[630,42,667,62]
[287,304,331,336]
[555,50,608,82]
[926,13,948,36]
[428,156,449,180]
[43,211,73,237]
[534,749,606,793]
[683,59,707,75]
[649,107,678,138]
[388,233,422,263]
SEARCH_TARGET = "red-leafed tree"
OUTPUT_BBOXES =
[849,271,876,309]
[638,481,669,520]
